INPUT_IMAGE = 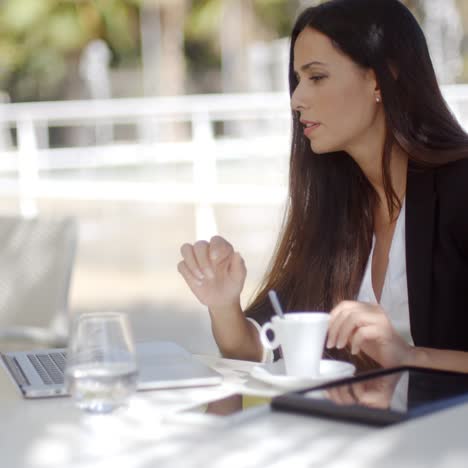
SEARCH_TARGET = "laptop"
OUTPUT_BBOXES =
[1,340,223,398]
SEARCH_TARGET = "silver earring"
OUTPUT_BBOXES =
[376,96,381,103]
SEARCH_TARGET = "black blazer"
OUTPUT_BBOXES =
[247,158,468,353]
[406,158,468,351]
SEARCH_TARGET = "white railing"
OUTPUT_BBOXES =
[0,92,292,239]
[0,86,467,238]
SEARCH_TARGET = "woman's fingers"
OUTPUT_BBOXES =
[350,325,379,355]
[328,301,380,350]
[334,309,375,349]
[325,387,343,404]
[328,385,356,405]
[180,243,205,280]
[334,317,359,350]
[351,381,367,402]
[229,252,246,284]
[193,240,214,278]
[178,237,246,299]
[177,260,202,289]
[328,309,353,349]
[326,301,410,368]
[327,302,358,348]
[180,236,237,281]
[209,235,234,264]
[178,236,247,309]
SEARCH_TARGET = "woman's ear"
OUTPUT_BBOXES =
[365,68,381,98]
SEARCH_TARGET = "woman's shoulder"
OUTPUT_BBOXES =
[436,156,468,174]
[434,157,468,198]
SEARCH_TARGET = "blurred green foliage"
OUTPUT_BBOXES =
[0,0,301,101]
[0,0,141,101]
[183,0,299,76]
[254,0,300,37]
[184,0,224,72]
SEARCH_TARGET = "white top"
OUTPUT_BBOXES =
[252,198,412,363]
[357,198,413,345]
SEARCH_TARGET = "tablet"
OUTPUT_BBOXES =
[271,366,468,426]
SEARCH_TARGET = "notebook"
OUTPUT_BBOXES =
[1,340,222,398]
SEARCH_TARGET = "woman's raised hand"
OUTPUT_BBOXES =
[177,236,247,309]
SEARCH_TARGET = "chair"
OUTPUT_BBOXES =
[0,215,78,349]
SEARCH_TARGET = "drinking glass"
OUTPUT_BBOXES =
[65,312,138,414]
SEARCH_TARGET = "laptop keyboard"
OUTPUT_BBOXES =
[27,352,66,385]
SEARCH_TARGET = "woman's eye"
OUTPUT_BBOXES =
[310,76,326,82]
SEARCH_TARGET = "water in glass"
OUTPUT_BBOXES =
[65,312,138,413]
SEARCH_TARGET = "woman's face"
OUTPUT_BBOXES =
[291,27,382,155]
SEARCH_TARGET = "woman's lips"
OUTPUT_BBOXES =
[303,122,321,137]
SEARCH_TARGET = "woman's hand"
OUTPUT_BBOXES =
[177,236,262,362]
[327,301,413,368]
[177,235,247,309]
[325,372,401,409]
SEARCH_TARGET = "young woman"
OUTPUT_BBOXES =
[177,0,468,373]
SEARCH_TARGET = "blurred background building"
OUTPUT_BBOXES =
[0,0,467,353]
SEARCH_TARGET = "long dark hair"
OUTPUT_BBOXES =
[246,0,468,365]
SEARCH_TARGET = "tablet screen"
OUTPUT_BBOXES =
[272,367,468,426]
[304,368,468,414]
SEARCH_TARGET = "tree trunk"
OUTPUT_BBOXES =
[140,0,188,96]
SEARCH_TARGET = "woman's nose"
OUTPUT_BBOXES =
[291,86,308,111]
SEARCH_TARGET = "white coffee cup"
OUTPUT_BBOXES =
[260,312,330,378]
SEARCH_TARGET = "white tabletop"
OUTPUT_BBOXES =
[0,355,467,468]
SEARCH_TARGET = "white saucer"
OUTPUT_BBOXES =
[250,359,355,390]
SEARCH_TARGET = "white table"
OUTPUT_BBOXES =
[0,355,467,468]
